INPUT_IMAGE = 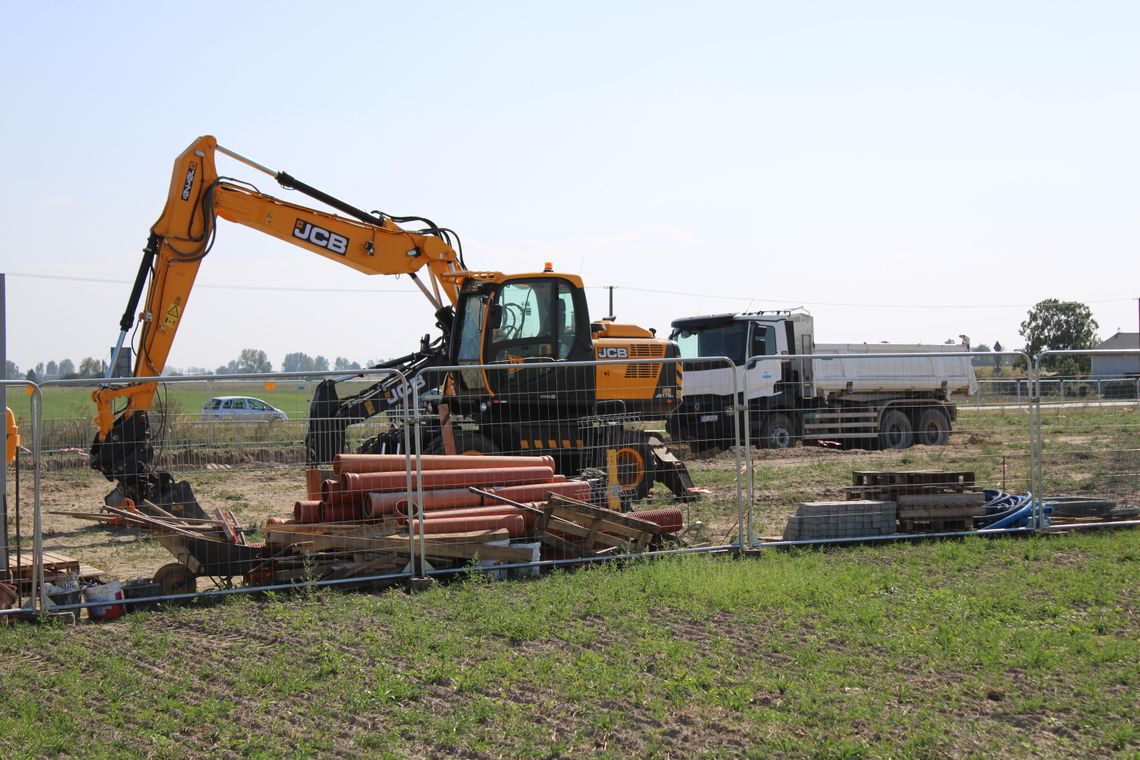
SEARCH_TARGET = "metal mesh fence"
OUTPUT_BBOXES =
[1031,349,1140,528]
[8,347,1138,617]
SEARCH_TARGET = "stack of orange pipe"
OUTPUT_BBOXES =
[293,454,588,526]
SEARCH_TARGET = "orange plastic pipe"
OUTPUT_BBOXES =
[333,453,556,476]
[487,480,591,504]
[405,505,538,530]
[394,488,486,516]
[321,502,364,523]
[364,492,411,519]
[627,507,684,533]
[410,514,527,539]
[294,500,322,524]
[341,466,554,495]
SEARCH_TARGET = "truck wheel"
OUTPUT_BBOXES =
[878,409,914,449]
[760,413,796,449]
[608,432,652,501]
[425,431,502,456]
[916,408,950,446]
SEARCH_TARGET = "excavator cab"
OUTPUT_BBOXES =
[450,273,595,407]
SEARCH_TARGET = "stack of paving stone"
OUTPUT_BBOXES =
[782,499,897,541]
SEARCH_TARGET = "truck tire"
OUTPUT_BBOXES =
[916,408,950,446]
[878,409,914,449]
[425,430,502,456]
[760,413,796,449]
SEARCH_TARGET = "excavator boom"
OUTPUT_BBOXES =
[91,136,469,510]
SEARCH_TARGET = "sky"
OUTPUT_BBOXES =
[1,1,1137,374]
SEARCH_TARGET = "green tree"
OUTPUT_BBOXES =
[1019,299,1099,374]
[282,352,315,373]
[5,360,20,379]
[77,357,107,378]
[236,348,272,374]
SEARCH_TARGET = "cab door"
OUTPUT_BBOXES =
[742,323,781,402]
[453,276,594,405]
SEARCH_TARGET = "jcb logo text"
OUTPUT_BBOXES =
[597,347,629,359]
[294,220,349,255]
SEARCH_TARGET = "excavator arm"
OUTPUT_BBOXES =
[91,135,468,509]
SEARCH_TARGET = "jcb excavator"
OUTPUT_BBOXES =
[91,136,695,516]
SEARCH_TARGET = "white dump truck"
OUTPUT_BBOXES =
[667,311,977,451]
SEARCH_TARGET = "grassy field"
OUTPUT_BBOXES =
[21,382,322,424]
[1,531,1137,758]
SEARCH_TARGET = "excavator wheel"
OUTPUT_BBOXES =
[609,432,652,502]
[425,431,501,457]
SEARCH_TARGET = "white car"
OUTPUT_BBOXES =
[201,396,288,422]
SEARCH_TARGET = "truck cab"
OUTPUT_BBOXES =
[667,310,973,452]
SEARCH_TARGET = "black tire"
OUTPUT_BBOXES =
[425,430,502,456]
[878,409,914,449]
[916,408,950,446]
[153,562,197,601]
[759,413,796,449]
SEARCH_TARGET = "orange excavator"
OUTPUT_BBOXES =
[91,136,694,516]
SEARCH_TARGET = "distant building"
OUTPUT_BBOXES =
[1091,332,1140,378]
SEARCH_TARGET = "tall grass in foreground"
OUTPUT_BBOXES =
[1,530,1137,758]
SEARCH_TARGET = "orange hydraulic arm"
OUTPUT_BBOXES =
[94,135,469,441]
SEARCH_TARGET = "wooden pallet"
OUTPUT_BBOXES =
[6,550,105,590]
[847,470,977,501]
[535,494,663,558]
[898,517,973,534]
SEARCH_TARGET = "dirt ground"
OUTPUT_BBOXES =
[7,433,1136,589]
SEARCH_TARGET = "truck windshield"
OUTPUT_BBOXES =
[673,322,748,365]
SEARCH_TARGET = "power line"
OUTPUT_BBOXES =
[8,271,1134,311]
[4,272,416,294]
[586,285,1137,310]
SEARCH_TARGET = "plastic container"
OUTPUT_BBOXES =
[122,579,162,612]
[46,588,82,623]
[84,581,125,622]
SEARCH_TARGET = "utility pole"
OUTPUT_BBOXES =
[1,273,7,579]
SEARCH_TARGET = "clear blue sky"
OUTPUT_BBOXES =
[1,1,1137,372]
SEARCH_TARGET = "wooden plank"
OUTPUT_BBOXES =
[266,521,403,552]
[547,495,664,535]
[897,506,983,520]
[542,519,635,550]
[896,492,986,509]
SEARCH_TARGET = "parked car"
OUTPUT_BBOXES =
[201,396,288,422]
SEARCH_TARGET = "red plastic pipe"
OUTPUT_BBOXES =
[333,453,556,476]
[294,500,322,524]
[488,480,591,504]
[626,507,684,533]
[341,466,554,495]
[410,513,527,539]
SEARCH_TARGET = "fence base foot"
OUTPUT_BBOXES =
[406,576,435,594]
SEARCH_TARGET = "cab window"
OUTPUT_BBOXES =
[487,279,578,362]
[750,325,777,357]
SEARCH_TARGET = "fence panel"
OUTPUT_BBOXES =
[409,356,744,577]
[17,346,1136,617]
[27,369,416,616]
[1032,350,1140,528]
[3,380,42,619]
[737,351,1036,545]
